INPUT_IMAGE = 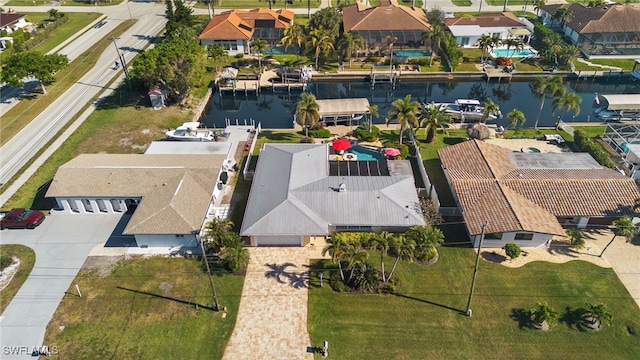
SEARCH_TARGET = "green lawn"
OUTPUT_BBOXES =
[451,0,472,6]
[193,0,322,9]
[588,59,638,71]
[43,257,243,359]
[309,246,640,359]
[0,245,36,315]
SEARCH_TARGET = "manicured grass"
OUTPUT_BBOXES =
[43,257,243,359]
[588,59,638,71]
[486,0,529,5]
[254,130,304,155]
[309,246,640,359]
[570,125,606,140]
[24,12,102,54]
[451,0,472,6]
[0,20,136,148]
[0,245,36,315]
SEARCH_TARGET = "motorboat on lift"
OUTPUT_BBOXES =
[434,99,501,121]
[593,94,640,121]
[165,122,216,141]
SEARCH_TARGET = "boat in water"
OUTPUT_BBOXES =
[435,99,501,121]
[593,94,640,121]
[165,122,217,141]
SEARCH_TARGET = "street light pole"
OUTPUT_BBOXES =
[110,37,131,91]
[465,221,488,317]
[125,0,133,21]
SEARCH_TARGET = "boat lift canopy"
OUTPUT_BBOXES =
[317,98,370,117]
[601,94,640,111]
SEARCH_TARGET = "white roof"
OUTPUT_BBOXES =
[317,98,370,116]
[457,99,481,105]
[601,94,640,110]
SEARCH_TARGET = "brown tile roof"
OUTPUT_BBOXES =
[444,12,527,28]
[46,154,226,235]
[199,8,294,40]
[342,0,429,32]
[0,13,25,27]
[438,140,640,235]
[540,3,640,33]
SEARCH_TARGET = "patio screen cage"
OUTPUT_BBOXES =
[576,31,640,58]
[602,123,640,156]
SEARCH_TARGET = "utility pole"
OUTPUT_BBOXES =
[110,37,131,91]
[200,238,221,311]
[465,221,488,317]
[125,0,133,21]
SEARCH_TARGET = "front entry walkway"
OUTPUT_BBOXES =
[223,247,314,359]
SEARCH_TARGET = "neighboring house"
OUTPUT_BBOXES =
[0,13,29,34]
[444,12,533,47]
[538,3,640,58]
[240,144,425,246]
[46,154,227,248]
[199,8,294,56]
[439,140,640,248]
[342,0,430,48]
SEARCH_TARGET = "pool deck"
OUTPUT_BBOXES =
[485,138,571,153]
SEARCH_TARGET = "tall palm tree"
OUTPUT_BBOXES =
[250,39,268,73]
[296,93,320,138]
[552,8,573,27]
[529,76,563,129]
[367,104,379,133]
[482,98,500,123]
[321,233,350,282]
[478,34,493,64]
[583,303,613,330]
[557,44,579,67]
[387,235,415,280]
[505,108,526,129]
[346,247,369,283]
[552,90,582,126]
[504,38,524,58]
[203,217,234,253]
[370,232,391,282]
[337,32,365,68]
[306,27,334,70]
[418,102,451,143]
[600,216,637,257]
[386,35,398,71]
[533,0,547,16]
[387,95,420,144]
[281,24,305,57]
[422,24,445,67]
[490,34,502,52]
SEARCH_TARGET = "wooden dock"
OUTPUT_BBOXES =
[218,70,307,95]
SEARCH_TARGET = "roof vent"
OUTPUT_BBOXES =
[339,183,346,192]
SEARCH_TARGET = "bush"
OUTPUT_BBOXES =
[0,255,13,271]
[415,246,437,262]
[496,57,513,66]
[353,123,381,142]
[299,136,314,143]
[234,53,244,59]
[364,56,381,63]
[505,243,521,259]
[573,130,616,168]
[383,141,409,159]
[308,128,331,138]
[329,271,349,292]
[408,57,430,66]
[351,264,379,292]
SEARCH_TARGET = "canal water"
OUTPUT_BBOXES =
[204,77,640,129]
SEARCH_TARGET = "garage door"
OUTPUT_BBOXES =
[255,235,302,246]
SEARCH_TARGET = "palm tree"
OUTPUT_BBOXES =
[505,108,526,129]
[281,24,305,57]
[600,216,637,257]
[370,232,391,282]
[296,93,320,138]
[386,35,398,71]
[504,38,524,58]
[482,98,500,123]
[422,24,445,67]
[322,233,350,282]
[405,225,444,262]
[337,32,365,68]
[533,0,547,16]
[552,90,582,126]
[306,27,334,70]
[583,303,613,330]
[222,234,249,272]
[531,302,559,330]
[346,247,369,283]
[557,44,579,68]
[387,95,420,144]
[552,8,573,27]
[366,104,379,133]
[387,235,415,280]
[490,34,502,53]
[478,34,493,64]
[203,217,234,253]
[529,76,563,129]
[565,228,585,249]
[418,102,451,143]
[250,39,268,74]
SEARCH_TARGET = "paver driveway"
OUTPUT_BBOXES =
[223,247,315,359]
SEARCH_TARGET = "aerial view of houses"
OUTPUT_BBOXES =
[1,0,640,359]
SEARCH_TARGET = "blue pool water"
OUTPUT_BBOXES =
[621,142,640,153]
[344,146,385,161]
[492,48,537,58]
[264,46,286,55]
[395,50,431,57]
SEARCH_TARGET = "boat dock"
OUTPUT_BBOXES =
[217,70,307,95]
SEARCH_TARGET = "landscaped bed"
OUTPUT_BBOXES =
[0,245,36,314]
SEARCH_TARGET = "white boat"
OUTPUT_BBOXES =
[165,122,216,141]
[594,94,640,121]
[435,99,500,121]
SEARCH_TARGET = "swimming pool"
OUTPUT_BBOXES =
[344,146,385,161]
[395,50,431,57]
[491,47,538,58]
[264,46,286,55]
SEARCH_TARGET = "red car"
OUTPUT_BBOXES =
[0,208,46,230]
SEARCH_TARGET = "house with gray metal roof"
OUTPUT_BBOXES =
[46,153,227,247]
[240,144,425,246]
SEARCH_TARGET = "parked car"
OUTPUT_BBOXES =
[0,208,45,229]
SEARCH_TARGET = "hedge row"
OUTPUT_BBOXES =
[573,129,616,169]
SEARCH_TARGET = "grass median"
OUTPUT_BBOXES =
[23,12,102,54]
[0,245,36,315]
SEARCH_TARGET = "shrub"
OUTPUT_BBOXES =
[415,246,437,262]
[308,128,331,138]
[573,130,616,168]
[505,243,521,259]
[496,57,513,66]
[364,56,381,63]
[1,255,13,271]
[408,57,430,66]
[383,141,409,159]
[353,123,381,142]
[329,271,349,292]
[234,53,244,59]
[351,264,379,292]
[299,136,314,143]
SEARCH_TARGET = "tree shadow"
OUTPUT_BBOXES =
[481,251,507,263]
[116,286,217,311]
[264,262,310,289]
[510,308,533,329]
[560,306,589,331]
[392,292,464,314]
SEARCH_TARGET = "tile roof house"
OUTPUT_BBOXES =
[240,144,425,246]
[342,0,430,48]
[46,154,227,247]
[439,140,640,248]
[538,3,640,58]
[199,8,294,56]
[444,12,532,47]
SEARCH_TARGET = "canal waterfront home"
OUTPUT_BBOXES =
[439,140,640,248]
[538,3,640,59]
[444,12,533,48]
[240,144,425,246]
[199,8,294,56]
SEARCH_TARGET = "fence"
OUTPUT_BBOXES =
[409,132,440,210]
[558,120,575,137]
[242,122,261,180]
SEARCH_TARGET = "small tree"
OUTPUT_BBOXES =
[504,243,521,259]
[387,235,415,279]
[222,233,249,272]
[565,228,585,249]
[583,303,613,330]
[531,302,559,330]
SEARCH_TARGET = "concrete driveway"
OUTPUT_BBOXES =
[0,213,122,358]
